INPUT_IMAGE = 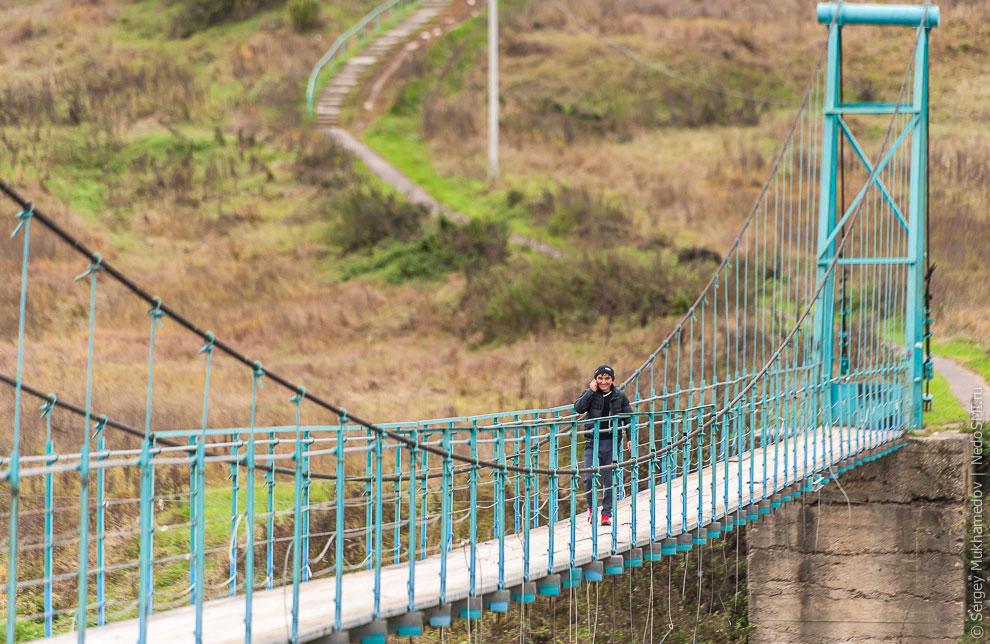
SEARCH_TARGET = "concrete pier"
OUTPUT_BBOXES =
[748,431,969,644]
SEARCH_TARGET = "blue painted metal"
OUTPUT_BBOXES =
[78,256,101,644]
[95,415,107,626]
[905,22,932,429]
[6,206,31,644]
[817,3,939,28]
[41,395,55,638]
[469,421,479,598]
[373,429,384,619]
[244,362,265,643]
[407,428,418,613]
[439,425,452,605]
[290,387,306,643]
[334,411,347,632]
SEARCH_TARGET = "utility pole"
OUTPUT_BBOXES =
[488,0,499,179]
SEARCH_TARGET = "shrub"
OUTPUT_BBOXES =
[287,0,319,32]
[171,0,281,38]
[529,184,630,241]
[341,217,509,284]
[293,138,356,189]
[460,250,698,342]
[331,187,428,253]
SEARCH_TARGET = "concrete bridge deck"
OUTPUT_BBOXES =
[44,426,891,644]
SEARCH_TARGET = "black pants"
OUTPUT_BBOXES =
[583,437,616,517]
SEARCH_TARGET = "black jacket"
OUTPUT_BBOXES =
[573,387,633,445]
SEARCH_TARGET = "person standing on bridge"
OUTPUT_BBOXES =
[573,365,632,526]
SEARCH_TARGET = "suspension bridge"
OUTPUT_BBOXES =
[0,3,940,643]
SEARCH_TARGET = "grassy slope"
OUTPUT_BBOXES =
[357,0,990,421]
[369,1,990,284]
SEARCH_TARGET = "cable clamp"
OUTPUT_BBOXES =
[92,414,108,439]
[149,296,165,328]
[39,393,57,418]
[199,331,215,355]
[11,204,33,238]
[252,361,265,388]
[74,253,103,281]
[290,386,307,405]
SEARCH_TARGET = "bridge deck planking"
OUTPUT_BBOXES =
[42,426,889,644]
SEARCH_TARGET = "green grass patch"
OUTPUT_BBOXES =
[337,216,508,284]
[932,336,990,386]
[923,370,969,428]
[362,113,555,245]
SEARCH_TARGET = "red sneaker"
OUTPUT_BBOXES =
[588,509,594,525]
[601,513,612,527]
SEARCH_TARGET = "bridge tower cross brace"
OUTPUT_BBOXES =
[812,2,938,429]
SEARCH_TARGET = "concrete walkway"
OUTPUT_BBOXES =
[932,354,989,421]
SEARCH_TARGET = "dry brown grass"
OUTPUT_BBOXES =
[372,0,990,348]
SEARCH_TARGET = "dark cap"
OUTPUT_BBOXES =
[594,365,615,379]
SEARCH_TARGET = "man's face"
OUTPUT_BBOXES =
[596,373,613,392]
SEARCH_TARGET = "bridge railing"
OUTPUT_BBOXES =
[0,6,933,641]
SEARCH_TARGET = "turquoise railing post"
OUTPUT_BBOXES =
[301,419,311,583]
[137,433,154,643]
[365,429,373,571]
[75,253,101,643]
[228,400,240,598]
[696,408,704,533]
[7,204,32,644]
[663,408,672,539]
[547,414,558,577]
[393,446,402,565]
[591,419,600,561]
[188,422,197,612]
[373,431,384,619]
[439,425,452,605]
[334,411,347,632]
[244,361,265,643]
[94,415,108,626]
[407,428,418,613]
[647,370,657,543]
[469,421,479,599]
[630,389,639,549]
[512,420,520,534]
[41,395,56,639]
[523,422,532,584]
[193,331,213,643]
[145,298,164,620]
[496,425,506,591]
[757,388,765,505]
[265,414,276,591]
[192,432,206,643]
[609,417,618,553]
[680,412,689,536]
[289,387,306,644]
[532,412,541,530]
[569,420,578,573]
[419,429,428,559]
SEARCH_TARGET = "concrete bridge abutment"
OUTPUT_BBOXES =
[748,431,970,643]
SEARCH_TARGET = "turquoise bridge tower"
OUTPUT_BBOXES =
[813,2,937,430]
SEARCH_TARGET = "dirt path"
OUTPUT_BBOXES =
[315,0,561,257]
[933,354,988,421]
